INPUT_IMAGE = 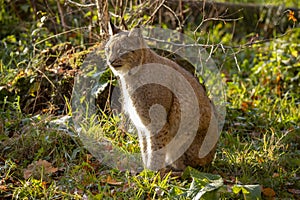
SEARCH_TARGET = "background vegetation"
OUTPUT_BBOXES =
[0,0,299,199]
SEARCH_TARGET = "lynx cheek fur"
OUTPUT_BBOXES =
[105,28,219,171]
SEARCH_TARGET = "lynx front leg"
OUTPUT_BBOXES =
[137,130,167,170]
[145,124,173,170]
[137,131,148,166]
[130,85,174,170]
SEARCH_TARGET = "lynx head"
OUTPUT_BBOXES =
[105,28,148,75]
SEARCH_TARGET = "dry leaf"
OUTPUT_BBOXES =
[24,159,58,179]
[262,187,276,197]
[105,175,123,186]
[288,189,300,195]
[272,173,280,178]
[0,185,8,191]
[241,101,249,112]
[41,181,48,189]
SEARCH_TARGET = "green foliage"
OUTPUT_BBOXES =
[0,0,299,199]
[13,179,57,199]
[221,0,298,7]
[232,184,261,200]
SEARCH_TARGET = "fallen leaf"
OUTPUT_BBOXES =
[24,168,33,180]
[0,185,8,191]
[262,187,276,197]
[24,159,58,179]
[41,181,48,189]
[272,173,280,178]
[105,175,123,186]
[36,159,58,174]
[241,101,249,112]
[288,189,300,195]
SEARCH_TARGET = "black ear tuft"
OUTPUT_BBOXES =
[108,20,121,35]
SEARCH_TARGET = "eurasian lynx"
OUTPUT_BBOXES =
[105,28,219,171]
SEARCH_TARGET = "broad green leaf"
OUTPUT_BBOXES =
[232,184,262,200]
[183,166,222,181]
[183,167,223,200]
[243,185,262,200]
[232,185,242,194]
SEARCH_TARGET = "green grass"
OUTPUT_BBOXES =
[1,2,299,198]
[1,33,299,199]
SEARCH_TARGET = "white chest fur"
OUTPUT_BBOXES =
[118,76,145,130]
[116,73,154,168]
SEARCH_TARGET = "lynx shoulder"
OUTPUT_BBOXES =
[105,28,219,171]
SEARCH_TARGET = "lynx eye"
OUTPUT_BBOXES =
[110,59,123,68]
[120,50,135,57]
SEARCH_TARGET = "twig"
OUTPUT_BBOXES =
[65,0,95,8]
[231,49,241,71]
[144,0,166,25]
[194,17,243,34]
[57,1,67,30]
[162,4,182,28]
[144,35,231,49]
[144,27,296,53]
[95,0,110,38]
[33,26,90,47]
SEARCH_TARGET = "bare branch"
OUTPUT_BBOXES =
[145,27,296,50]
[57,1,67,30]
[34,27,90,47]
[193,16,243,35]
[95,0,110,39]
[65,0,96,8]
[162,4,182,28]
[144,0,166,25]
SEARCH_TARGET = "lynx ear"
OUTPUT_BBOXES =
[128,28,143,37]
[108,20,121,35]
[128,27,147,48]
